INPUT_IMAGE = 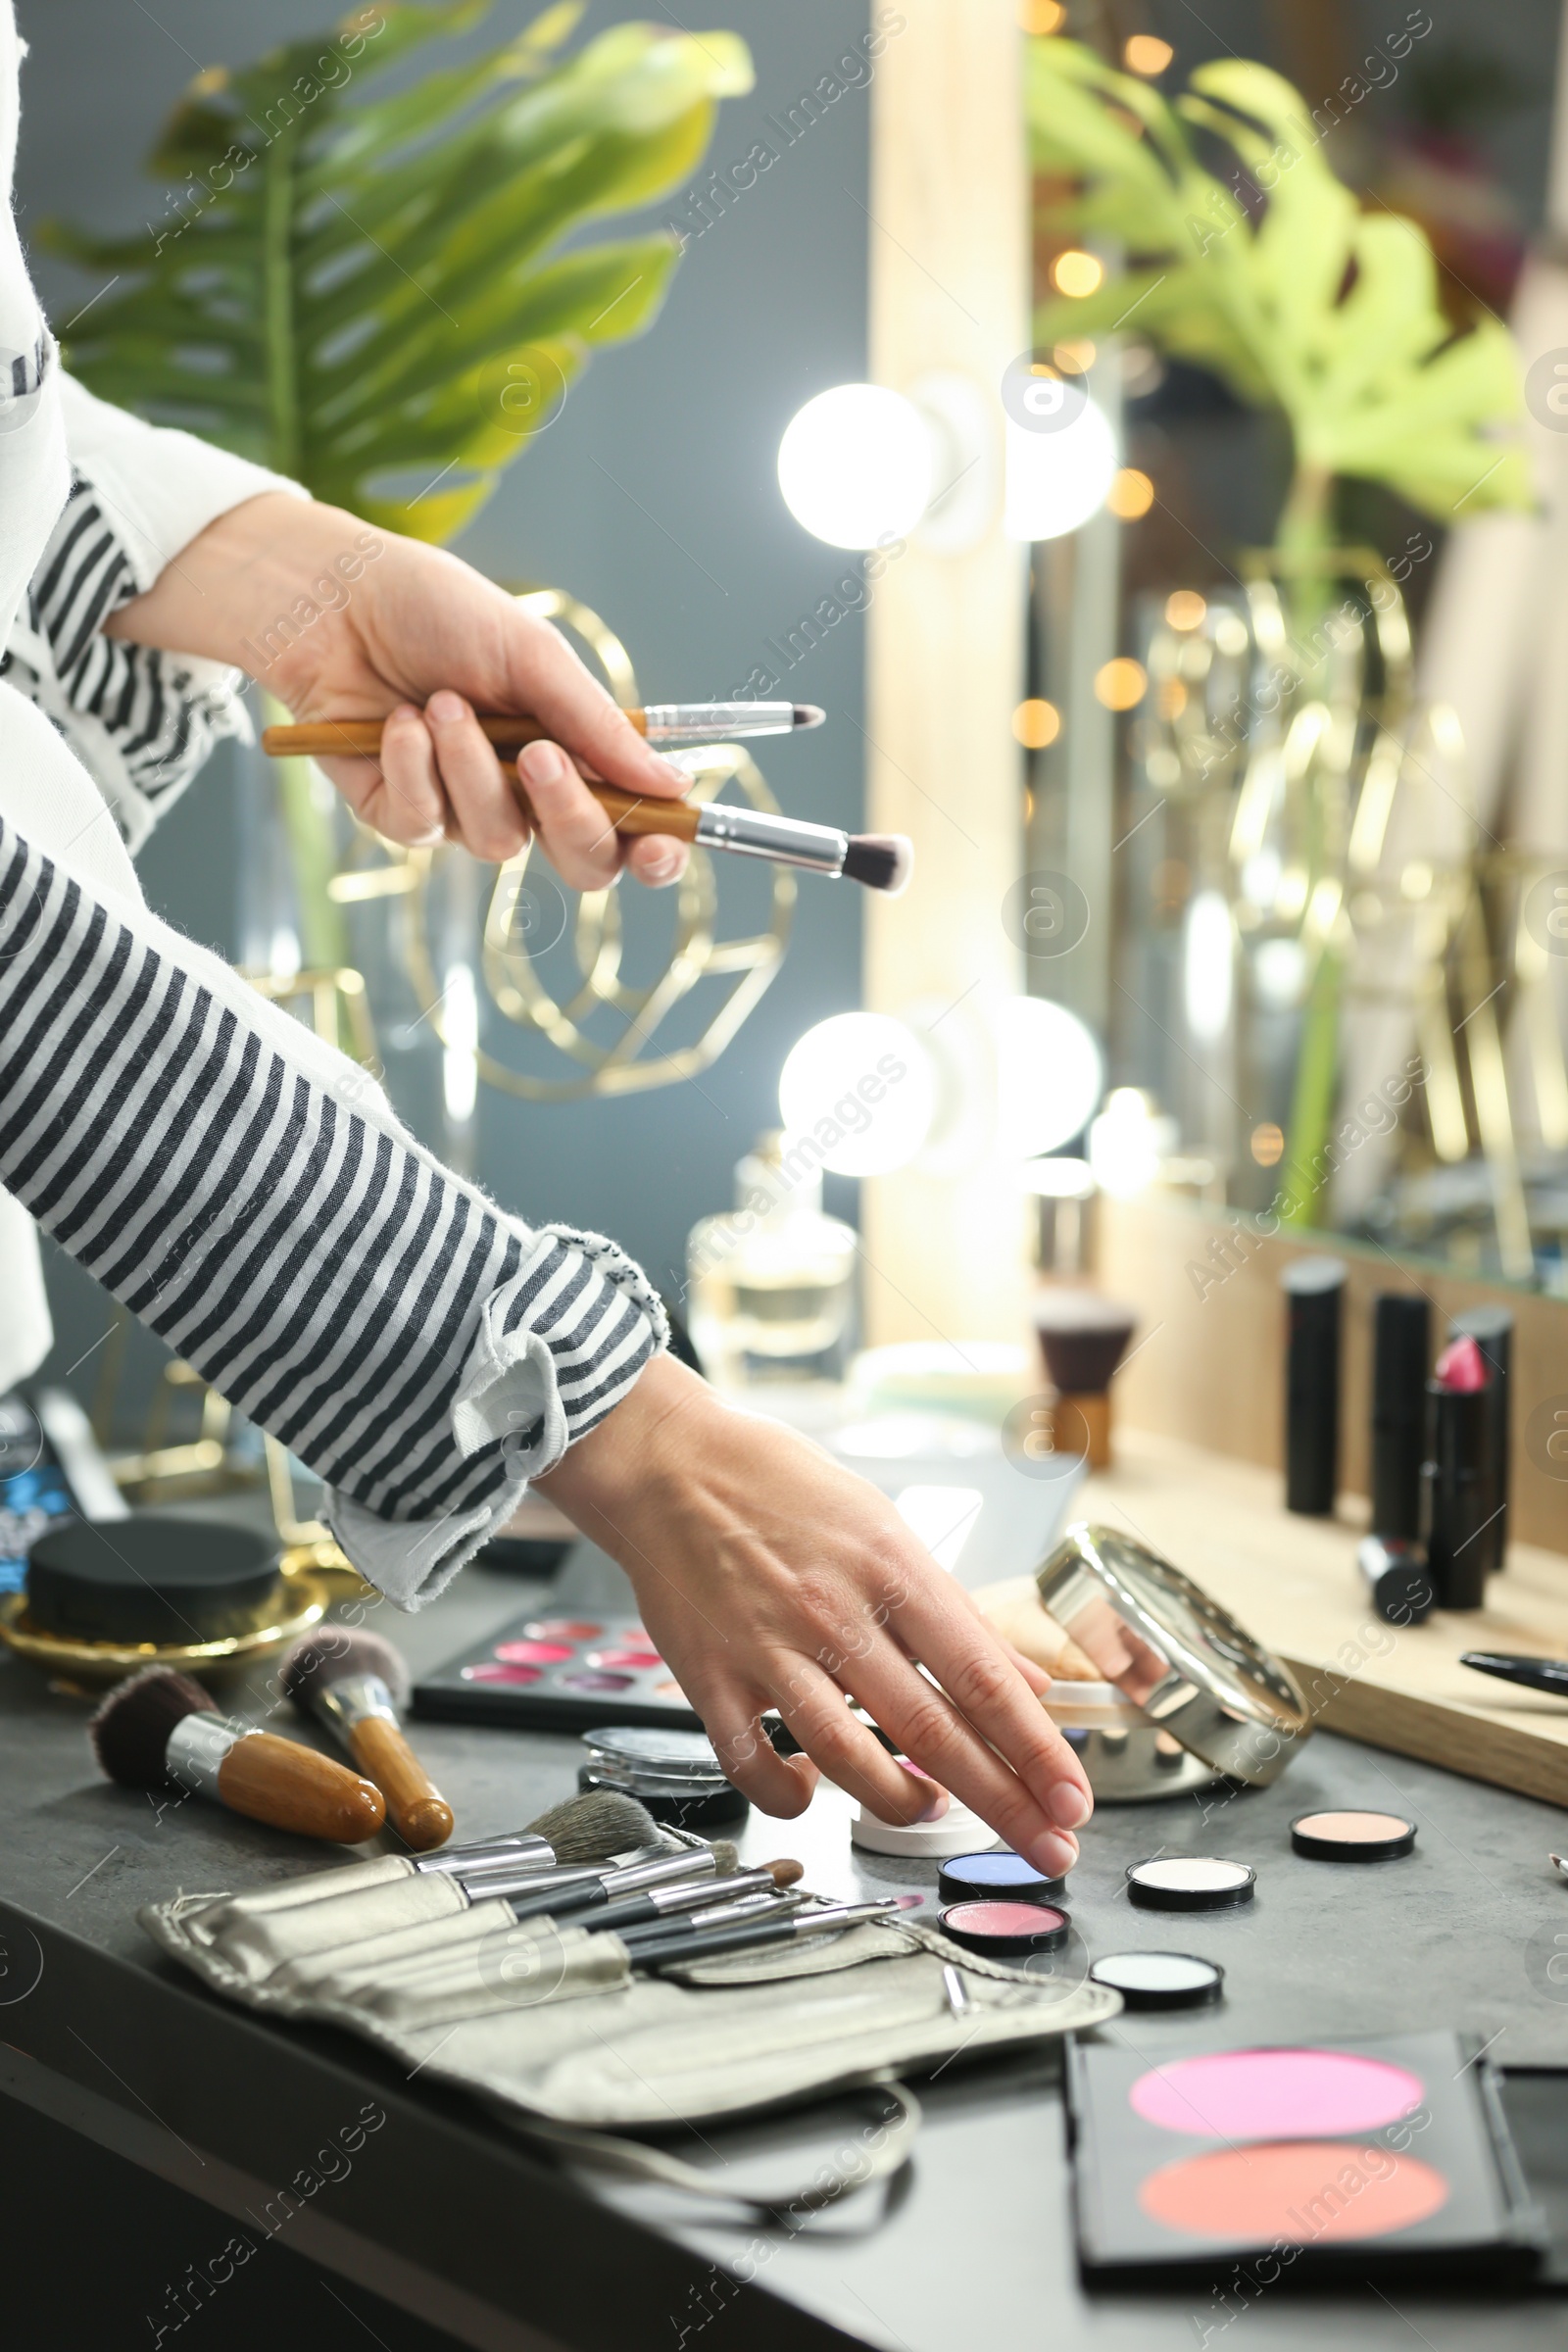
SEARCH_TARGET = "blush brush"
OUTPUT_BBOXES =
[90,1668,385,1844]
[281,1628,453,1853]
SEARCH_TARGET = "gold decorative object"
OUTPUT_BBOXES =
[0,1566,330,1686]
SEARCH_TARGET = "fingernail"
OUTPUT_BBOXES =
[641,846,685,885]
[1025,1829,1078,1879]
[901,1760,948,1823]
[1049,1780,1091,1830]
[518,740,565,786]
[426,690,467,727]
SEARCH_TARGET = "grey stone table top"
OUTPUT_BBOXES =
[2,1529,1567,2351]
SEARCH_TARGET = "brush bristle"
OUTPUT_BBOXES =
[767,1858,805,1886]
[280,1626,410,1714]
[522,1788,660,1865]
[1031,1290,1138,1394]
[842,833,913,896]
[793,705,825,729]
[89,1667,217,1789]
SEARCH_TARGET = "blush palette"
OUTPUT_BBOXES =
[1067,2031,1543,2285]
[411,1611,701,1734]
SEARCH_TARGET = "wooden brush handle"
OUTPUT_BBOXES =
[216,1733,386,1844]
[259,720,700,843]
[262,714,649,757]
[346,1717,455,1853]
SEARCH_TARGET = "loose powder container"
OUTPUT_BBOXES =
[851,1796,1000,1859]
[1291,1809,1416,1862]
[578,1726,749,1829]
[937,1849,1063,1905]
[1126,1856,1255,1911]
[939,1899,1070,1957]
[25,1515,285,1644]
[1089,1950,1224,2010]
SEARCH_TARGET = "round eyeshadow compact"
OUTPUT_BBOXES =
[939,1899,1070,1957]
[937,1849,1065,1906]
[1290,1808,1416,1862]
[1126,1856,1255,1911]
[1089,1950,1224,2011]
[578,1725,749,1829]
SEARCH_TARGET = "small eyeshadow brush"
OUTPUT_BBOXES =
[556,1861,802,1936]
[623,1897,903,1971]
[281,1629,453,1852]
[90,1668,385,1844]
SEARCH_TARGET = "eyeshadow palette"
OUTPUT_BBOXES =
[1067,2031,1544,2286]
[411,1611,702,1734]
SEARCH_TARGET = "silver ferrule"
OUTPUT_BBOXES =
[678,1888,802,1932]
[415,1832,554,1877]
[694,804,849,875]
[601,1847,717,1898]
[643,702,797,743]
[165,1713,249,1799]
[642,1868,774,1917]
[314,1673,398,1737]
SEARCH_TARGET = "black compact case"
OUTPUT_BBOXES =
[1066,2031,1544,2288]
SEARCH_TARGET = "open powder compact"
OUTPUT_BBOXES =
[1035,1522,1312,1797]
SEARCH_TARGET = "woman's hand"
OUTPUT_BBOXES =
[106,492,692,888]
[538,1356,1093,1879]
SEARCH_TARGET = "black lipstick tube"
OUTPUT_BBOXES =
[1421,1376,1492,1610]
[1370,1293,1430,1539]
[1283,1256,1346,1515]
[1448,1306,1511,1577]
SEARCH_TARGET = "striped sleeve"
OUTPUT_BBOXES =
[0,812,664,1606]
[1,475,248,853]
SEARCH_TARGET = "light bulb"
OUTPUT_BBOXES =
[777,384,935,550]
[1003,396,1118,541]
[992,996,1103,1158]
[1089,1088,1173,1198]
[1184,891,1235,1043]
[778,1012,936,1176]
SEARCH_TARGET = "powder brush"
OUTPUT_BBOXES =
[413,1789,659,1877]
[261,719,911,896]
[281,1628,453,1853]
[90,1668,385,1845]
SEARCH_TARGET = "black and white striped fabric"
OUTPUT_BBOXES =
[1,474,246,851]
[0,811,664,1600]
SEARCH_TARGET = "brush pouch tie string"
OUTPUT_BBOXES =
[140,1869,1120,2212]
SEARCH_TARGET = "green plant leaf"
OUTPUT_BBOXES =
[1026,34,1530,529]
[47,5,751,534]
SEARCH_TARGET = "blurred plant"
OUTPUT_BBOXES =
[47,0,750,539]
[1026,40,1529,561]
[42,1,749,1014]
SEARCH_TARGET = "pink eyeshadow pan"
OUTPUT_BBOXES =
[494,1640,574,1666]
[461,1661,542,1686]
[524,1619,603,1640]
[586,1647,663,1671]
[1140,2142,1448,2243]
[1130,2049,1424,2140]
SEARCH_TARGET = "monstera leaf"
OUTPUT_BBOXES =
[1026,41,1529,538]
[44,0,752,539]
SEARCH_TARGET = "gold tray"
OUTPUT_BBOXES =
[0,1573,331,1684]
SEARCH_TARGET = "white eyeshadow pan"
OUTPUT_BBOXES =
[1126,1856,1255,1911]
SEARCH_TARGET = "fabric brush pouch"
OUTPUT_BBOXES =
[141,1875,1121,2212]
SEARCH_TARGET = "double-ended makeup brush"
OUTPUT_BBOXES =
[281,1628,453,1853]
[90,1668,385,1844]
[261,710,913,897]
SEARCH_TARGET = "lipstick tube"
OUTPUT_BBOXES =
[1422,1362,1493,1611]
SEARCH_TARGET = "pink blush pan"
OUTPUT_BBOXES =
[1130,2049,1424,2140]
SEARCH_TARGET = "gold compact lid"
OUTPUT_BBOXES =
[1035,1522,1312,1786]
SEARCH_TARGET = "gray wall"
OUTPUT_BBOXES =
[14,0,874,1417]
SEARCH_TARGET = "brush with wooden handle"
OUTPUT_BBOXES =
[265,704,823,756]
[89,1668,385,1844]
[261,714,912,895]
[281,1629,453,1853]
